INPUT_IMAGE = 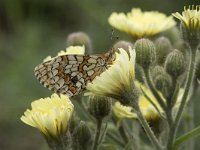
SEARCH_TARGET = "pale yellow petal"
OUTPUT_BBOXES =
[108,8,176,38]
[21,93,74,138]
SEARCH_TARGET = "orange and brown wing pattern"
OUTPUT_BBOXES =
[34,52,114,97]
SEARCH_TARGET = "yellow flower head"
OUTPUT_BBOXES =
[173,5,200,32]
[112,83,184,120]
[112,101,136,119]
[108,8,176,38]
[43,45,85,62]
[21,93,74,138]
[85,47,136,103]
[112,83,161,120]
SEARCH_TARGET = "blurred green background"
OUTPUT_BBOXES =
[0,0,200,149]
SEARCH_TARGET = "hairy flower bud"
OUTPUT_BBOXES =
[154,74,172,99]
[88,96,112,120]
[72,121,92,150]
[135,38,156,69]
[155,36,172,65]
[165,49,185,78]
[113,40,134,52]
[151,65,166,80]
[151,65,172,98]
[66,32,92,54]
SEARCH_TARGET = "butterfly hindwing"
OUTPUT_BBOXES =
[34,54,107,97]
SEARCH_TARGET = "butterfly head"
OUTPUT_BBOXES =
[106,48,116,65]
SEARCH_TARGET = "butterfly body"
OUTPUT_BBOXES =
[34,49,115,97]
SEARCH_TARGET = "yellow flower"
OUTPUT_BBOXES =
[108,8,176,38]
[21,93,74,138]
[112,83,161,120]
[112,101,136,119]
[112,83,184,120]
[172,5,200,32]
[43,45,85,62]
[85,47,136,103]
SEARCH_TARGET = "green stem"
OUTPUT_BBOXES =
[107,132,125,147]
[143,68,166,111]
[170,81,180,108]
[112,117,129,144]
[140,86,164,119]
[132,104,163,150]
[119,123,129,144]
[165,79,180,149]
[166,109,174,150]
[93,119,102,150]
[169,49,197,150]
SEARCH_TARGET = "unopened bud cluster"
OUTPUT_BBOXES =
[133,36,186,100]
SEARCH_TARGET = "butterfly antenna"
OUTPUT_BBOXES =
[110,28,119,42]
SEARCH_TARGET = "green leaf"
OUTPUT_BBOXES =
[101,143,119,150]
[173,125,200,150]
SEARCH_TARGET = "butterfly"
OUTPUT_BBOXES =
[34,48,116,97]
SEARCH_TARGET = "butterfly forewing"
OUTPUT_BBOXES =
[34,52,114,97]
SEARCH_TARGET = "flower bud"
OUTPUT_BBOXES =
[88,96,112,120]
[164,49,185,78]
[66,32,92,54]
[72,121,92,150]
[154,74,172,99]
[151,65,172,98]
[155,36,172,65]
[151,65,166,80]
[135,38,156,69]
[113,40,134,53]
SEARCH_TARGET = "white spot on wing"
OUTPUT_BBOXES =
[87,57,97,63]
[71,67,78,72]
[71,72,78,77]
[68,55,76,61]
[57,78,64,87]
[76,81,82,88]
[69,60,77,65]
[87,70,94,76]
[65,65,72,69]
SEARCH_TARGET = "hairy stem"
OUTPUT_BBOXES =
[107,132,124,147]
[93,119,102,150]
[168,48,197,150]
[132,103,163,150]
[143,68,166,111]
[166,79,179,150]
[112,117,129,144]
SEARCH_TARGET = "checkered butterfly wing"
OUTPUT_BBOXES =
[34,50,115,97]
